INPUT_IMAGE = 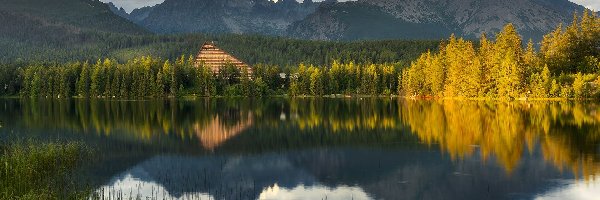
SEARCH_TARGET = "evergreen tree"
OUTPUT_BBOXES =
[111,66,121,98]
[361,64,379,95]
[156,70,165,97]
[444,36,480,97]
[30,70,41,98]
[572,72,589,98]
[77,62,90,98]
[58,67,69,98]
[429,52,446,96]
[90,60,104,98]
[479,33,496,96]
[163,60,176,97]
[309,66,323,96]
[549,79,560,97]
[493,24,524,99]
[240,68,252,96]
[523,39,540,76]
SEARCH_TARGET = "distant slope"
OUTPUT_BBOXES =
[287,2,453,40]
[0,0,149,62]
[2,0,147,35]
[113,0,588,41]
[126,0,319,35]
[290,0,587,40]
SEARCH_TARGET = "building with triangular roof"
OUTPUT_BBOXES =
[194,42,252,75]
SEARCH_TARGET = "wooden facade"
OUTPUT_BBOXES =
[194,42,252,75]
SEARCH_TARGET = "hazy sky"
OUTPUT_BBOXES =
[100,0,164,12]
[102,0,599,13]
[101,0,356,12]
[570,0,600,11]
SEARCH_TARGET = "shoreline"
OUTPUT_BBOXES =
[1,95,597,101]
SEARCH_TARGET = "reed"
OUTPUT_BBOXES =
[0,140,92,199]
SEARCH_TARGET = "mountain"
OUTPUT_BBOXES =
[128,6,156,23]
[124,0,319,35]
[0,0,439,65]
[0,0,148,49]
[1,0,147,36]
[288,1,453,40]
[107,2,130,19]
[107,2,156,23]
[112,0,588,41]
[290,0,587,40]
[0,0,148,62]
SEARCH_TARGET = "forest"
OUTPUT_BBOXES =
[0,34,436,97]
[1,55,405,98]
[400,10,600,99]
[0,32,438,68]
[0,11,598,99]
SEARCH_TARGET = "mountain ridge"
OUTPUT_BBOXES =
[122,0,319,35]
[291,0,588,40]
[0,0,149,62]
[110,0,589,41]
[2,0,148,35]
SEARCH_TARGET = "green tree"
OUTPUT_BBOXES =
[572,72,589,98]
[254,77,268,97]
[550,79,560,97]
[362,64,379,95]
[90,60,104,98]
[309,67,324,96]
[77,62,90,98]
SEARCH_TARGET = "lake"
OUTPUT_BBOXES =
[0,98,599,200]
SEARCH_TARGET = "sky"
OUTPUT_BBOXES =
[100,0,165,12]
[570,0,600,11]
[102,0,599,13]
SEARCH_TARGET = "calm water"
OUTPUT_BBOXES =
[0,98,599,200]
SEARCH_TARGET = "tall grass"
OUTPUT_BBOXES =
[0,140,92,199]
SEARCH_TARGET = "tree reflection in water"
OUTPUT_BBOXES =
[1,98,599,199]
[400,100,600,179]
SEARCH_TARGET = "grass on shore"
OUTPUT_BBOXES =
[0,140,92,199]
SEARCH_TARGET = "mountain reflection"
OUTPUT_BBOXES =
[1,98,600,198]
[96,152,373,200]
[95,148,598,200]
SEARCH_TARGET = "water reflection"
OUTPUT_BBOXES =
[400,101,600,178]
[258,184,370,200]
[92,148,584,200]
[0,99,599,199]
[96,151,373,200]
[534,178,600,200]
[194,112,253,150]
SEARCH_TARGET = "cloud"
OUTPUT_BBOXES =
[570,0,600,10]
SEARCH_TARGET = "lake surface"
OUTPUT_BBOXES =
[0,98,599,200]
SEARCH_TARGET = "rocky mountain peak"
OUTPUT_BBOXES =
[107,0,588,41]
